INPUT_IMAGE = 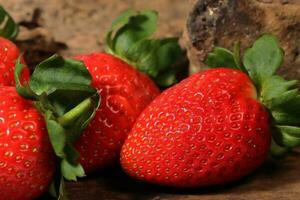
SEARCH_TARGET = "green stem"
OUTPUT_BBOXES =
[57,98,92,127]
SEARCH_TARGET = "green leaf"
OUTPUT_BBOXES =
[269,89,298,109]
[243,34,284,87]
[125,39,159,76]
[261,76,298,105]
[156,38,183,72]
[124,38,182,87]
[106,9,137,53]
[61,159,85,181]
[110,9,137,30]
[108,10,158,57]
[106,9,184,87]
[275,94,300,115]
[0,6,19,40]
[270,94,300,126]
[30,55,95,96]
[273,126,300,148]
[14,56,37,100]
[61,145,85,181]
[260,75,300,126]
[45,111,67,158]
[272,110,299,126]
[261,76,299,109]
[204,47,237,69]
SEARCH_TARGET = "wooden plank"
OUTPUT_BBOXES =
[65,152,300,200]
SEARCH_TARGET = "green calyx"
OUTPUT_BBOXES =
[205,34,300,156]
[105,9,184,88]
[0,6,19,41]
[15,55,100,198]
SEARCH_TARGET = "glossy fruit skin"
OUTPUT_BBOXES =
[0,37,29,86]
[121,68,271,187]
[0,87,56,200]
[74,53,160,173]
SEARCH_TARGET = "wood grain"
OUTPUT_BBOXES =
[63,152,300,200]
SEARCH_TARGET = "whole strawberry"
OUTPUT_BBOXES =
[121,68,270,187]
[74,10,182,173]
[0,7,29,86]
[121,35,300,187]
[0,87,55,200]
[74,53,160,172]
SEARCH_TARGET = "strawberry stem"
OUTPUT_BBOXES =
[57,98,92,126]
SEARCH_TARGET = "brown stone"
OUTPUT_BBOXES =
[184,0,300,80]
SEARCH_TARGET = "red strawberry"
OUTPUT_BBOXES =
[121,68,271,187]
[0,37,29,86]
[73,9,183,173]
[0,87,55,200]
[74,53,160,173]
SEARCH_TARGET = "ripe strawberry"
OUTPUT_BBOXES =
[121,68,270,187]
[0,7,29,86]
[121,35,300,187]
[74,53,160,172]
[73,10,183,173]
[0,37,29,86]
[0,87,55,200]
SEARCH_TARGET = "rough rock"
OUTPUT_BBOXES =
[184,0,300,80]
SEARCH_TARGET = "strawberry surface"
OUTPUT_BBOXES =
[121,68,271,187]
[0,87,55,200]
[75,53,160,173]
[0,37,29,86]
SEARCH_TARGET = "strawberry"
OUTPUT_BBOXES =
[74,10,183,173]
[0,87,55,200]
[0,7,29,87]
[0,37,29,86]
[121,68,270,187]
[74,52,160,172]
[121,35,300,187]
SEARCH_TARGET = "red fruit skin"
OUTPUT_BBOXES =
[0,37,29,86]
[74,53,160,173]
[121,68,271,187]
[0,87,56,200]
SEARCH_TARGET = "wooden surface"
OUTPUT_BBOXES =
[64,153,300,200]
